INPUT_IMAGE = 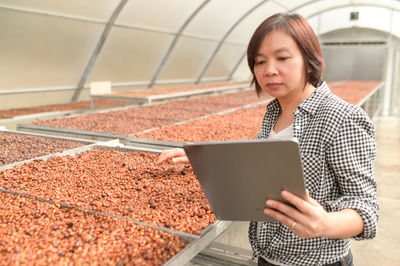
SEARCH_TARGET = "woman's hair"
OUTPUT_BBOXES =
[247,13,325,95]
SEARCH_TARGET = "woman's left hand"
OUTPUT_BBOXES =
[263,190,329,238]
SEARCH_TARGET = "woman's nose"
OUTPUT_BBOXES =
[265,61,278,76]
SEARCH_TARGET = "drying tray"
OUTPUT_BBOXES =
[0,129,98,167]
[125,100,270,148]
[15,102,214,145]
[0,139,232,265]
[17,100,269,151]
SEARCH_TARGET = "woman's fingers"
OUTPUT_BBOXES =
[264,207,297,229]
[265,198,305,224]
[268,190,328,238]
[172,156,189,164]
[280,190,315,215]
[156,148,188,165]
[264,191,319,226]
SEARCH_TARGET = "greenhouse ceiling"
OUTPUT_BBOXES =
[1,0,399,102]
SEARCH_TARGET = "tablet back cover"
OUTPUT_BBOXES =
[184,139,306,221]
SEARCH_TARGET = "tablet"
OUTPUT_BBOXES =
[183,139,306,222]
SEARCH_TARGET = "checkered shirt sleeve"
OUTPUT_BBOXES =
[325,104,378,240]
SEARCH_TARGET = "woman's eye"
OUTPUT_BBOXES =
[255,60,265,65]
[278,57,288,61]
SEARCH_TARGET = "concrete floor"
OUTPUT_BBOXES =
[351,116,400,266]
[211,116,400,265]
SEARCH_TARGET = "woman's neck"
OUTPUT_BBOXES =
[278,83,316,114]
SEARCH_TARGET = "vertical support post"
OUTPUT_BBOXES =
[90,81,111,111]
[382,46,395,116]
[391,49,400,116]
[70,0,128,102]
[91,97,95,111]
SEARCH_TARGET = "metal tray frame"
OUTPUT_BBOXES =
[91,84,250,109]
[0,128,97,145]
[17,123,127,142]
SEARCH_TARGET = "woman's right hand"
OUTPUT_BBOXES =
[156,148,189,165]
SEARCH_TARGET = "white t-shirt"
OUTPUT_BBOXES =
[268,124,294,140]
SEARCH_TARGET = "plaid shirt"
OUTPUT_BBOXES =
[249,82,378,265]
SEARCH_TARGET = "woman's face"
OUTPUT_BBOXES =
[254,29,308,101]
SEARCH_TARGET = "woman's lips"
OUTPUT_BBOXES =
[266,82,282,90]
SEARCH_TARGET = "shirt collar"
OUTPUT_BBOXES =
[266,97,281,113]
[265,81,330,115]
[298,81,330,115]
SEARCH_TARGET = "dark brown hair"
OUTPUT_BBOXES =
[247,13,325,95]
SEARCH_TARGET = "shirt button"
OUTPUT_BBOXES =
[262,224,268,229]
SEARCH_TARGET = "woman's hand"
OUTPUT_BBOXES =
[263,190,364,239]
[156,148,189,165]
[263,190,329,238]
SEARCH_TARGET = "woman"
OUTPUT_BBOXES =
[157,13,378,266]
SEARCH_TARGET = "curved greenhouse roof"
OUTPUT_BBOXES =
[0,0,399,112]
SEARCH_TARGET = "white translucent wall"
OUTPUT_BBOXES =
[203,43,245,80]
[393,12,400,40]
[158,0,263,83]
[394,49,400,115]
[296,0,350,18]
[307,5,400,39]
[221,1,288,81]
[2,91,75,110]
[0,0,118,109]
[226,1,287,45]
[183,0,261,40]
[87,28,173,83]
[0,9,104,90]
[319,7,392,35]
[231,58,252,81]
[323,45,385,80]
[157,37,216,81]
[0,0,119,20]
[116,0,203,32]
[276,0,313,9]
[353,0,400,10]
